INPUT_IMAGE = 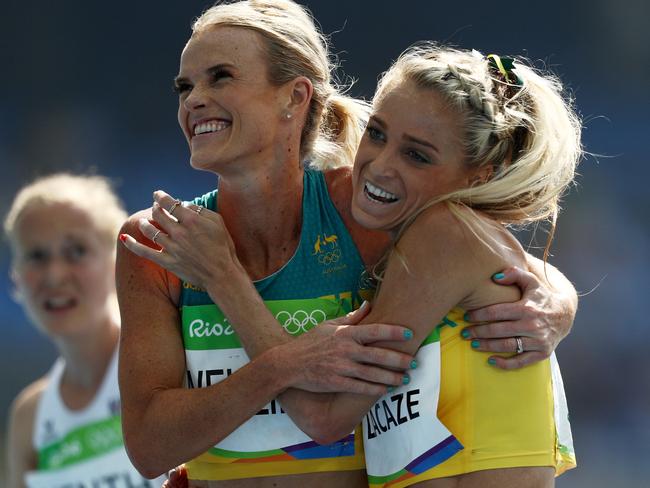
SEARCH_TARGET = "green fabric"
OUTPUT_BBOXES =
[37,416,123,470]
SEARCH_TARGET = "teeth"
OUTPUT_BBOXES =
[45,297,74,309]
[194,120,230,136]
[365,181,398,203]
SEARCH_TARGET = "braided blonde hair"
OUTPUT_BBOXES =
[375,43,582,262]
[192,0,369,169]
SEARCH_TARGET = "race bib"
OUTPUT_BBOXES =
[26,447,165,488]
[182,297,356,461]
[363,332,462,487]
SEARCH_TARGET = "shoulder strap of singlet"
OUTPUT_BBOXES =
[32,349,120,450]
[190,189,218,212]
[32,359,65,449]
[91,348,120,413]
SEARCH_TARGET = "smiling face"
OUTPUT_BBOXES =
[10,203,116,339]
[351,79,476,234]
[175,26,289,174]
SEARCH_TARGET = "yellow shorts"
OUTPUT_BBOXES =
[402,309,576,485]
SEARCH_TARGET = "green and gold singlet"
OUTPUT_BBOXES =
[180,169,368,481]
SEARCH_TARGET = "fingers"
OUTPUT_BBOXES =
[487,350,547,370]
[165,465,188,488]
[353,345,414,371]
[153,190,181,217]
[465,268,542,325]
[151,201,178,231]
[335,377,390,396]
[464,302,521,324]
[345,323,413,344]
[153,190,211,224]
[461,319,532,340]
[491,266,540,292]
[119,231,165,263]
[345,362,407,388]
[137,218,169,249]
[331,362,412,395]
[468,336,535,354]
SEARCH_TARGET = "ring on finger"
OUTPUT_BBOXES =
[169,199,181,216]
[152,229,162,244]
[515,336,524,354]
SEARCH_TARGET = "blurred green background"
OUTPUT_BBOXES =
[1,1,648,486]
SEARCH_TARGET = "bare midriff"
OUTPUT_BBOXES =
[190,469,367,488]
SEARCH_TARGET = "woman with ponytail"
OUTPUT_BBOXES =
[118,2,579,487]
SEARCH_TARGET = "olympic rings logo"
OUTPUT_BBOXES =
[317,248,341,265]
[276,309,327,335]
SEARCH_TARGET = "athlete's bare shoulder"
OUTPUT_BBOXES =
[10,375,48,427]
[118,208,182,306]
[7,375,48,486]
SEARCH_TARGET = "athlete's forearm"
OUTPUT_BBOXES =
[122,348,289,478]
[202,259,415,445]
[203,270,382,444]
[206,261,293,357]
[118,215,301,476]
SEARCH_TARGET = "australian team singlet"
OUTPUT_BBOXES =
[26,350,167,488]
[180,169,368,481]
[363,308,576,488]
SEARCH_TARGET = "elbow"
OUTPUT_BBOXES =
[303,410,354,446]
[311,427,354,446]
[123,430,170,480]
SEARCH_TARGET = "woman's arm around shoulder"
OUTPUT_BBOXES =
[462,240,578,369]
[366,204,491,350]
[6,377,47,488]
[117,211,293,478]
[314,204,496,442]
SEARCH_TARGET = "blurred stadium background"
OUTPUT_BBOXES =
[1,1,648,486]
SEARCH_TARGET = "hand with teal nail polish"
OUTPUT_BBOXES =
[461,329,471,339]
[402,375,410,385]
[471,340,480,349]
[410,359,418,369]
[403,329,413,340]
[492,272,505,280]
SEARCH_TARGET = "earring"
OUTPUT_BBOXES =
[284,112,292,120]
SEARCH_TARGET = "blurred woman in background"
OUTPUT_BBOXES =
[4,174,166,488]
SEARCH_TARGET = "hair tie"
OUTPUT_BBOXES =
[487,54,523,87]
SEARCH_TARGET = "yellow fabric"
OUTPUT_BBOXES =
[376,308,575,487]
[186,425,365,480]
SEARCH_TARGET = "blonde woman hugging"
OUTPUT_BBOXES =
[134,42,580,488]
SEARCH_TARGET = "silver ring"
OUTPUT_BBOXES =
[169,200,181,216]
[152,229,162,244]
[515,336,524,354]
[196,206,203,215]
